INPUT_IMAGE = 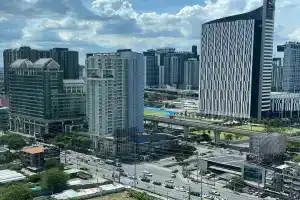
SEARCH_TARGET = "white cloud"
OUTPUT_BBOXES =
[0,0,299,64]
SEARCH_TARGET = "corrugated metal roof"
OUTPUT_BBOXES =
[0,169,26,183]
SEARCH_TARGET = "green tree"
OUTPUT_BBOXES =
[41,168,69,194]
[0,183,32,200]
[44,159,63,170]
[225,134,233,141]
[28,173,42,183]
[293,154,300,162]
[7,135,26,150]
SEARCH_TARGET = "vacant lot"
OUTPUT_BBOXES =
[88,191,135,200]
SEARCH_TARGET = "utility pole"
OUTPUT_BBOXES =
[134,137,137,187]
[188,185,191,200]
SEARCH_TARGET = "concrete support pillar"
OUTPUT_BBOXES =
[214,130,220,144]
[45,123,49,135]
[153,122,159,132]
[62,121,65,133]
[184,126,189,138]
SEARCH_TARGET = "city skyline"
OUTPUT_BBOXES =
[0,0,298,66]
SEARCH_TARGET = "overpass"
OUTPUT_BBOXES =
[144,115,300,143]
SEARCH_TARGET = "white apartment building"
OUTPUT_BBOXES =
[86,50,144,147]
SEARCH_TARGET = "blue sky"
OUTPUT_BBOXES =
[0,0,299,65]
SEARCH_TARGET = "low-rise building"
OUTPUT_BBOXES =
[0,107,9,131]
[22,146,60,172]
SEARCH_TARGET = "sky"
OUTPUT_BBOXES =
[0,0,299,65]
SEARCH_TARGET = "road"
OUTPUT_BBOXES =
[61,151,262,200]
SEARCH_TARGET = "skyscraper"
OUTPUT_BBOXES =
[143,50,159,88]
[8,58,85,136]
[50,48,79,79]
[199,0,275,119]
[278,42,300,93]
[184,58,200,90]
[3,47,80,94]
[3,46,50,94]
[86,50,144,147]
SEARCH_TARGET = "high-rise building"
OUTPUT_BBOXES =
[50,48,79,79]
[277,42,300,92]
[192,45,197,57]
[184,58,200,90]
[3,47,80,94]
[3,47,50,94]
[272,58,283,92]
[8,58,85,136]
[199,0,275,119]
[143,50,159,88]
[86,49,144,148]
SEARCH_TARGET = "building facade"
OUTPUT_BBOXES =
[3,47,80,94]
[8,58,85,136]
[184,58,199,90]
[86,50,144,148]
[272,58,283,92]
[199,0,275,119]
[3,47,50,94]
[278,42,300,93]
[270,92,300,118]
[0,107,9,131]
[50,48,79,80]
[143,50,159,88]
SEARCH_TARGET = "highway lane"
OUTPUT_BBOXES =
[61,151,261,200]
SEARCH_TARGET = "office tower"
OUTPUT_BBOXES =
[3,46,50,94]
[143,50,159,88]
[9,58,85,136]
[86,49,144,147]
[170,56,179,86]
[192,45,197,57]
[159,65,165,87]
[199,0,275,119]
[50,48,79,79]
[271,58,283,92]
[277,42,300,92]
[184,58,200,90]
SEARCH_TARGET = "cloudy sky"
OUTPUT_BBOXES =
[0,0,299,65]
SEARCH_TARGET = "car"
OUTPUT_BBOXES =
[80,167,89,171]
[171,169,178,173]
[179,187,186,192]
[171,173,176,178]
[165,179,174,183]
[153,181,162,186]
[165,184,174,189]
[116,168,124,172]
[141,177,151,182]
[189,191,200,197]
[143,171,152,177]
[209,190,220,196]
[116,162,122,167]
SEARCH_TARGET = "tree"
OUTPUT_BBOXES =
[0,183,32,200]
[235,134,241,140]
[225,134,233,141]
[28,173,42,183]
[44,159,64,170]
[7,135,26,150]
[41,168,69,194]
[201,133,211,142]
[293,154,300,162]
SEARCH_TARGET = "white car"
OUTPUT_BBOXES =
[179,187,186,192]
[165,179,174,183]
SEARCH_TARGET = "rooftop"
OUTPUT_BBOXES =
[23,146,44,154]
[0,169,26,184]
